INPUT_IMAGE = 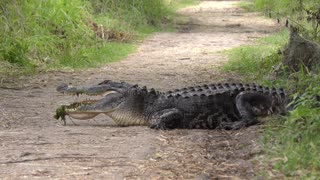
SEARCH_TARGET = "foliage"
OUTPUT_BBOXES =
[263,84,320,178]
[90,0,173,33]
[236,1,256,12]
[0,0,194,74]
[254,0,320,41]
[224,4,320,176]
[223,30,289,82]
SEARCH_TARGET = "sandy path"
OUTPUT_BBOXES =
[0,1,281,179]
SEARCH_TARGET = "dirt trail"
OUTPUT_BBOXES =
[0,1,281,179]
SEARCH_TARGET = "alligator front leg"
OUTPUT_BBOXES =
[149,108,183,130]
[219,92,272,130]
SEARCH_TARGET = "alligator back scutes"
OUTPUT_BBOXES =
[163,83,286,99]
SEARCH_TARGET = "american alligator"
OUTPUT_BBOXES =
[55,80,287,130]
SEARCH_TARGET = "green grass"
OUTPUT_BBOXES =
[253,0,320,41]
[223,30,289,83]
[263,83,320,178]
[56,42,136,68]
[223,22,320,179]
[236,1,257,12]
[0,0,197,76]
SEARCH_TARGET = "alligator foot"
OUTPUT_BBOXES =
[149,108,183,130]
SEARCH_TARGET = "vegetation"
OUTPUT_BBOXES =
[255,0,320,41]
[0,0,198,75]
[225,0,320,178]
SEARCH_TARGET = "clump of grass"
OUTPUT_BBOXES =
[223,30,289,82]
[0,0,95,72]
[56,42,136,68]
[89,0,174,36]
[263,81,320,178]
[236,1,257,12]
[223,26,320,178]
[1,0,194,75]
[254,0,320,42]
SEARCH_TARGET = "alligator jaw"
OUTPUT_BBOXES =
[54,92,124,122]
[56,80,133,96]
[57,83,119,96]
[65,101,121,119]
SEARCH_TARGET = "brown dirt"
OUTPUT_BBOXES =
[0,1,282,179]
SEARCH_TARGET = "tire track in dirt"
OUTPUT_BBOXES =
[0,0,282,179]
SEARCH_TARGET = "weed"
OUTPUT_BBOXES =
[0,0,195,75]
[236,1,256,12]
[223,30,289,83]
[223,12,320,178]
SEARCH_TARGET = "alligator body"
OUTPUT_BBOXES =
[55,80,287,130]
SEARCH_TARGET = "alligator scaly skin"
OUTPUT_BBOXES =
[56,81,287,130]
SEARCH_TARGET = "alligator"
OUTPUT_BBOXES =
[55,80,287,130]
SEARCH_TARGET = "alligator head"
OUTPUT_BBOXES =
[55,80,152,126]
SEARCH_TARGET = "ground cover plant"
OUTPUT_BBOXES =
[226,0,320,178]
[0,0,197,75]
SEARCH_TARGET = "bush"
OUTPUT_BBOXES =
[0,0,95,70]
[254,0,320,41]
[224,1,320,177]
[0,0,180,72]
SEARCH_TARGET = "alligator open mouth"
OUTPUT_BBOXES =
[55,81,129,125]
[54,99,101,125]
